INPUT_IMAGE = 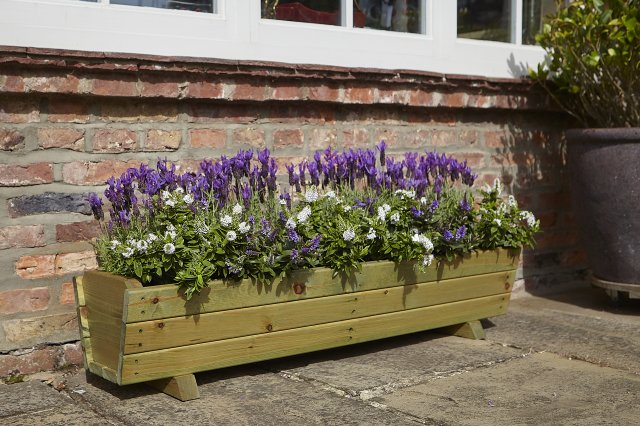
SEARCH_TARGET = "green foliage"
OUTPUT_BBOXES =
[530,0,640,127]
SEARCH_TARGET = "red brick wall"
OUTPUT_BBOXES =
[0,46,584,376]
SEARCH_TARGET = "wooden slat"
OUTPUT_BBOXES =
[87,361,119,384]
[120,293,510,384]
[73,276,91,368]
[439,320,486,340]
[147,374,200,401]
[125,248,520,322]
[124,270,514,354]
[82,270,142,383]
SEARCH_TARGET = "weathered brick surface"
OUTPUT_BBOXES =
[0,347,58,376]
[0,163,53,186]
[2,313,77,344]
[59,282,75,305]
[273,129,303,148]
[309,128,337,150]
[0,287,50,314]
[8,192,91,217]
[0,128,25,150]
[0,225,46,249]
[232,128,265,148]
[48,98,91,123]
[62,160,141,185]
[56,221,101,242]
[189,128,226,148]
[37,127,85,151]
[145,129,181,151]
[55,251,97,275]
[0,99,39,123]
[93,128,137,152]
[343,128,370,147]
[15,255,56,279]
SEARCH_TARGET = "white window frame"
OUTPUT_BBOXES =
[0,0,548,79]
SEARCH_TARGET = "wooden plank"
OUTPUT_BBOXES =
[87,361,119,384]
[124,270,514,354]
[120,293,510,384]
[73,275,91,368]
[82,270,142,384]
[125,248,520,322]
[438,320,486,340]
[147,374,200,401]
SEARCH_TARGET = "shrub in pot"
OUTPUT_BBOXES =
[531,0,640,299]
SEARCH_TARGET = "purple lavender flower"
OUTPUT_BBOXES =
[377,140,387,166]
[291,249,300,263]
[455,225,467,241]
[87,193,104,221]
[443,229,454,242]
[429,200,439,214]
[459,198,471,212]
[309,235,321,252]
[411,207,424,219]
[288,229,300,244]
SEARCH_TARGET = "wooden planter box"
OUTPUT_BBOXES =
[74,248,519,400]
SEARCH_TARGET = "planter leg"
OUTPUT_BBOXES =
[439,320,485,340]
[147,374,200,401]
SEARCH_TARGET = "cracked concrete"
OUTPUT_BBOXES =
[1,286,640,425]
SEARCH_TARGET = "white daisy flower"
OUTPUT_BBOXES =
[422,254,435,267]
[420,197,428,205]
[167,224,176,232]
[238,222,251,234]
[279,199,287,205]
[226,230,237,241]
[493,218,502,227]
[366,228,377,240]
[520,211,537,227]
[285,218,297,230]
[232,203,243,215]
[183,194,194,205]
[161,191,171,200]
[163,243,175,255]
[493,178,502,195]
[165,199,176,207]
[324,190,336,199]
[377,206,387,222]
[174,187,184,195]
[220,215,233,227]
[146,233,158,243]
[110,240,121,250]
[343,205,352,212]
[343,228,356,241]
[165,230,177,241]
[507,195,517,208]
[390,212,400,224]
[122,247,134,258]
[136,240,148,253]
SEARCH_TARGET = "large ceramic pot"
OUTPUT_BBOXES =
[566,128,640,293]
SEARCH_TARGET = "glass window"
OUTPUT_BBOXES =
[110,0,215,13]
[262,0,342,26]
[355,0,424,34]
[457,0,511,43]
[522,0,556,45]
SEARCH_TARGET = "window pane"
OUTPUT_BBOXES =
[262,1,342,26]
[110,0,214,13]
[457,0,511,43]
[355,0,424,34]
[522,0,556,45]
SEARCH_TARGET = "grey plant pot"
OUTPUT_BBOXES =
[566,128,640,286]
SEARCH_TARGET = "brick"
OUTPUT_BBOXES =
[0,347,58,376]
[186,80,224,99]
[139,74,182,98]
[62,342,84,366]
[404,129,431,148]
[100,101,179,123]
[408,89,433,107]
[274,156,307,175]
[441,92,468,108]
[189,128,226,148]
[230,82,267,101]
[458,130,479,145]
[491,152,536,167]
[273,129,303,148]
[93,128,137,152]
[59,282,75,305]
[0,99,39,123]
[48,98,91,123]
[450,152,485,169]
[8,192,91,217]
[62,160,142,185]
[15,255,56,279]
[374,129,399,147]
[0,74,25,92]
[0,128,25,151]
[189,104,258,124]
[24,74,80,94]
[145,129,181,151]
[0,225,46,249]
[272,84,304,101]
[484,130,508,148]
[378,88,409,104]
[307,84,340,102]
[309,128,337,150]
[343,128,370,148]
[432,129,457,146]
[37,128,85,151]
[55,251,98,275]
[0,163,53,186]
[56,221,101,243]
[0,287,50,314]
[344,86,374,104]
[232,128,265,148]
[2,313,77,344]
[91,75,139,97]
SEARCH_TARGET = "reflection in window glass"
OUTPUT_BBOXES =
[262,1,342,26]
[110,0,214,13]
[457,0,511,43]
[355,0,423,33]
[522,0,556,45]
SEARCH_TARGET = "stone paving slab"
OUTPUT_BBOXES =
[378,352,640,426]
